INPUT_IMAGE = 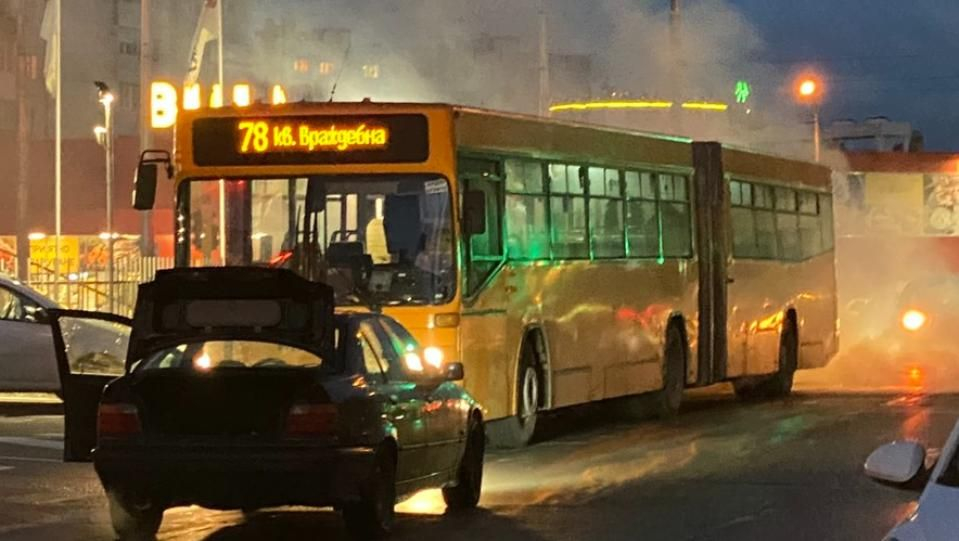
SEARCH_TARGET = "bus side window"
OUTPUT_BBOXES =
[462,170,504,296]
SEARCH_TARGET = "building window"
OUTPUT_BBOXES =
[318,62,335,75]
[119,83,138,111]
[18,55,38,80]
[0,41,12,73]
[119,41,138,56]
[362,64,380,79]
[293,58,310,73]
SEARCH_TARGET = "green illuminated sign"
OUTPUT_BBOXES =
[735,80,752,104]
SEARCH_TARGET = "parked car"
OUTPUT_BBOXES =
[864,418,959,540]
[52,267,485,540]
[0,274,60,392]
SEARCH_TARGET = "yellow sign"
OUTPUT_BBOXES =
[150,81,290,129]
[29,237,80,273]
[237,120,389,154]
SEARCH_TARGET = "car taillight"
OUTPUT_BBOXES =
[97,403,141,438]
[285,404,338,437]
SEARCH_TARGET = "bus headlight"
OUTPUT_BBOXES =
[901,310,927,332]
[424,346,444,368]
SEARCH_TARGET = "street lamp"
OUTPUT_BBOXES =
[794,73,825,163]
[94,81,115,312]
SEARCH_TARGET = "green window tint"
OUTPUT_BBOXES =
[798,191,818,215]
[549,164,568,193]
[775,187,797,212]
[755,210,778,258]
[799,215,822,258]
[505,159,544,194]
[507,194,549,260]
[731,207,758,257]
[659,174,676,201]
[662,201,692,257]
[731,180,743,206]
[550,196,588,259]
[626,200,658,258]
[606,169,622,196]
[776,213,800,261]
[820,195,834,251]
[625,171,642,198]
[588,167,606,196]
[463,172,504,296]
[754,184,773,209]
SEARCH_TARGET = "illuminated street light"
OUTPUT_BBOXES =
[794,73,826,163]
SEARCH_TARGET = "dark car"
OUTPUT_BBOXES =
[51,267,485,540]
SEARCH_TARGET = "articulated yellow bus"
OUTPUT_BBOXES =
[134,101,838,446]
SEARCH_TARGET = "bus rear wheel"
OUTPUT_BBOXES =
[614,325,685,421]
[734,320,798,400]
[490,341,540,449]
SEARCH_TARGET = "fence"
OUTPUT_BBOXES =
[1,256,174,316]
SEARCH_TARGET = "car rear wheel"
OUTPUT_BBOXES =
[443,417,485,510]
[107,490,163,541]
[342,446,396,540]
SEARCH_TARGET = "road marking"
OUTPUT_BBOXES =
[0,455,60,464]
[0,437,64,450]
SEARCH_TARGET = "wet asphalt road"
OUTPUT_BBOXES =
[0,387,952,541]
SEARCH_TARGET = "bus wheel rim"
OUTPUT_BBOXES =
[520,367,538,422]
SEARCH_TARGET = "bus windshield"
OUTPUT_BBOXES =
[181,175,455,306]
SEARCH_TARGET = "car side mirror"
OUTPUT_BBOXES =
[132,162,158,211]
[864,441,928,490]
[462,191,487,237]
[445,362,465,382]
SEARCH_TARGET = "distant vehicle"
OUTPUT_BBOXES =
[0,274,60,392]
[865,418,959,541]
[51,267,484,540]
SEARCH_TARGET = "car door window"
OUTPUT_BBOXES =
[358,325,387,384]
[0,287,24,321]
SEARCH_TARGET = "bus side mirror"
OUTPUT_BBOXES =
[132,162,158,210]
[463,190,487,237]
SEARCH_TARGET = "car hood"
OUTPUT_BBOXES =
[127,267,334,366]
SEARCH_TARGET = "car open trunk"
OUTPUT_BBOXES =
[133,369,326,438]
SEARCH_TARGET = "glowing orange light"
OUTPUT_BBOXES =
[232,84,252,107]
[209,83,223,108]
[183,83,201,111]
[902,310,926,332]
[195,352,212,371]
[908,367,922,386]
[799,80,817,97]
[150,81,177,128]
[271,85,287,105]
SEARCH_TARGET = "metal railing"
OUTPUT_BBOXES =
[3,256,174,316]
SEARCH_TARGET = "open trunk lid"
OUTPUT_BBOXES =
[127,267,335,368]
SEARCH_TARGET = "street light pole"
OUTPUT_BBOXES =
[96,82,115,313]
[813,108,821,163]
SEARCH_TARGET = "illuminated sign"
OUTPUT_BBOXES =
[150,82,288,128]
[237,120,389,154]
[735,80,751,104]
[192,114,428,166]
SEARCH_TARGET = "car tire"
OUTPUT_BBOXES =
[107,490,163,541]
[734,320,798,400]
[343,446,396,540]
[491,343,540,449]
[443,417,485,510]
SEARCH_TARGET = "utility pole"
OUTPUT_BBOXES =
[538,0,549,116]
[669,0,685,133]
[139,0,154,256]
[14,1,29,282]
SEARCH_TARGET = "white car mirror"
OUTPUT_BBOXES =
[864,441,927,485]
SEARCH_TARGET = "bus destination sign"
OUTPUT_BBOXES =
[191,114,429,166]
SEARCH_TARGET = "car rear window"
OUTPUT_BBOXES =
[134,340,325,372]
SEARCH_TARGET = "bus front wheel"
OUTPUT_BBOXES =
[489,342,540,448]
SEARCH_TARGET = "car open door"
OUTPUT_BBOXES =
[49,309,132,462]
